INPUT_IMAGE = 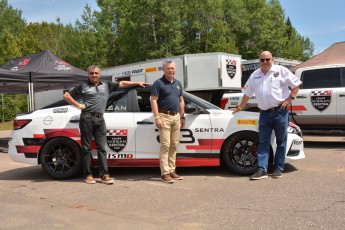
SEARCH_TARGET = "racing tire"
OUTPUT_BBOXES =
[222,131,259,175]
[40,137,82,180]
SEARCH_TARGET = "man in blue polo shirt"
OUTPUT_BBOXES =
[151,59,185,183]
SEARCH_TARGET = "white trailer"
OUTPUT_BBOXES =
[33,53,242,110]
[103,52,242,90]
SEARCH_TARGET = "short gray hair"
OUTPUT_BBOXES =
[162,58,175,67]
[87,65,101,73]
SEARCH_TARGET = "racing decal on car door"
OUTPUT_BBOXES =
[311,90,332,112]
[106,129,128,152]
[185,139,224,150]
[15,128,81,158]
[226,59,236,79]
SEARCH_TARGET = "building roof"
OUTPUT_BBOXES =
[290,41,345,73]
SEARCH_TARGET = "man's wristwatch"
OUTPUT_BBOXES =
[288,95,295,100]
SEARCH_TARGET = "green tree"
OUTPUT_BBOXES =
[95,0,185,64]
[1,94,27,121]
[182,0,235,54]
[0,0,26,63]
[74,3,109,68]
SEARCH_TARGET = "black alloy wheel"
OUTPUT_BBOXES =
[40,137,82,179]
[222,131,259,175]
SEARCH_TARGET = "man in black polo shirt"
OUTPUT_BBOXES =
[64,65,146,184]
[151,59,185,183]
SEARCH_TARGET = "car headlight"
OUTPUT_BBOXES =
[287,122,303,138]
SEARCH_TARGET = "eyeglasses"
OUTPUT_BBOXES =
[163,58,174,63]
[260,58,271,63]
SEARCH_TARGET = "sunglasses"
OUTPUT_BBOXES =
[89,72,100,75]
[163,58,174,63]
[260,58,271,62]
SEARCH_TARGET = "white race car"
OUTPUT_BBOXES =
[8,86,305,179]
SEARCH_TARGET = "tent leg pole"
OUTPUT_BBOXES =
[31,82,35,110]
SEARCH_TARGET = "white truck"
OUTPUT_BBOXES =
[221,64,345,135]
[103,52,243,107]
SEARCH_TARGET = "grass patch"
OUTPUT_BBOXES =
[0,121,13,130]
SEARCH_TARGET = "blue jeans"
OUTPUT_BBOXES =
[257,107,288,172]
[79,114,108,177]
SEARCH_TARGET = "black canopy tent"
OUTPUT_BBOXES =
[0,68,29,93]
[0,68,28,83]
[1,50,111,110]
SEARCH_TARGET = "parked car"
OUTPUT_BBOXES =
[221,64,345,135]
[8,86,305,179]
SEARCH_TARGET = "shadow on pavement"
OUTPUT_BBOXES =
[304,142,345,149]
[0,164,245,182]
[0,165,52,182]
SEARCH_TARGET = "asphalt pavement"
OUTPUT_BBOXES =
[1,130,345,229]
[1,129,345,152]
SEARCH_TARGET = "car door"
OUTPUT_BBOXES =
[292,67,339,125]
[134,88,213,159]
[337,67,345,125]
[103,90,137,159]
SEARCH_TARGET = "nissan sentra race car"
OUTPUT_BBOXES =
[8,86,305,179]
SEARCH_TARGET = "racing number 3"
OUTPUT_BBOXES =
[155,128,195,144]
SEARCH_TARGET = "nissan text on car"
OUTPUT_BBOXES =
[8,86,305,179]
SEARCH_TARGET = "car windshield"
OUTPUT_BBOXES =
[42,86,221,111]
[184,92,220,110]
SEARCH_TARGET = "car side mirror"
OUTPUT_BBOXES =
[185,104,197,114]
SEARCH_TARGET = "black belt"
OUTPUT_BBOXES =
[158,109,178,115]
[260,106,281,112]
[82,112,103,118]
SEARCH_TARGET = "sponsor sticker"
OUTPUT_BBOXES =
[122,70,131,76]
[292,140,303,145]
[107,153,133,159]
[43,116,53,125]
[226,59,237,79]
[106,129,128,152]
[54,60,73,72]
[145,67,157,73]
[236,119,257,126]
[132,69,143,74]
[310,90,332,112]
[53,108,68,113]
[10,58,31,71]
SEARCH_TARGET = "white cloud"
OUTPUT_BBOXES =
[331,25,345,32]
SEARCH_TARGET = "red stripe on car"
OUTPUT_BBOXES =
[16,146,40,154]
[186,139,224,150]
[44,128,80,138]
[290,105,307,111]
[96,158,220,167]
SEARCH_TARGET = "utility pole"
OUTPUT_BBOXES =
[1,94,4,123]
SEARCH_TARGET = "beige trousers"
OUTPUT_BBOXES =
[158,113,180,176]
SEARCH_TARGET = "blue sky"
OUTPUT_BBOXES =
[8,0,345,55]
[280,0,345,54]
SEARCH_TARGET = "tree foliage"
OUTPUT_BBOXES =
[1,0,314,67]
[0,0,315,119]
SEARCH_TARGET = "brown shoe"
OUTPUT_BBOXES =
[85,175,96,184]
[170,172,183,180]
[161,174,174,183]
[101,174,114,185]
